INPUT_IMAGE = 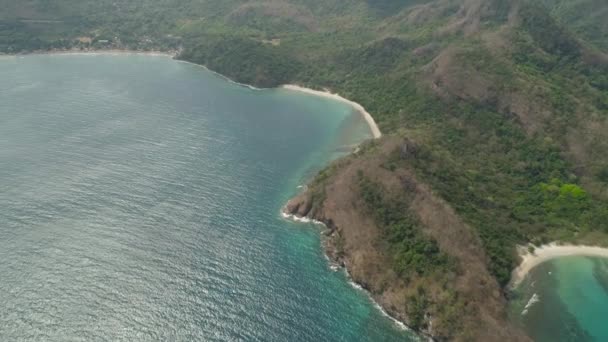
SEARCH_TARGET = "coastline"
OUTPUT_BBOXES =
[282,85,382,139]
[174,62,384,142]
[3,50,382,140]
[173,58,263,91]
[7,50,395,334]
[510,243,608,287]
[280,211,421,337]
[1,49,178,58]
[279,212,412,333]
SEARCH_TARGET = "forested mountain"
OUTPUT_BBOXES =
[3,0,608,340]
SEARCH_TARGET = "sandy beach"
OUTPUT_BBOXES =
[282,85,382,139]
[510,243,608,287]
[3,53,383,140]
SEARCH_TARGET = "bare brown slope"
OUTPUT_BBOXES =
[285,137,530,341]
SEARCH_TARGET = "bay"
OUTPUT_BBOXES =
[510,256,608,342]
[0,54,415,341]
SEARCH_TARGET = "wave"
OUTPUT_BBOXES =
[281,208,417,334]
[342,269,416,334]
[280,211,324,225]
[511,243,608,288]
[521,293,540,316]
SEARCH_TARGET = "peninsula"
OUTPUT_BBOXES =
[4,0,608,340]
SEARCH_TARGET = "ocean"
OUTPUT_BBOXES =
[0,54,416,341]
[510,256,608,341]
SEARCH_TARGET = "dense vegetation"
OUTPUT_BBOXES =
[358,171,449,278]
[4,0,608,339]
[180,36,301,87]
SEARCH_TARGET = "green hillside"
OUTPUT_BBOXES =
[3,0,608,340]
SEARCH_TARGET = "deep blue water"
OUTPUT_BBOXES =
[0,54,416,341]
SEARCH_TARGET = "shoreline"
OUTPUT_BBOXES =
[282,208,411,333]
[172,58,263,91]
[1,48,178,58]
[3,50,382,140]
[510,243,608,287]
[282,85,382,139]
[342,267,413,333]
[7,49,394,333]
[280,210,419,336]
[176,57,386,141]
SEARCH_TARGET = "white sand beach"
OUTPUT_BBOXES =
[510,243,608,287]
[282,85,382,139]
[6,53,382,139]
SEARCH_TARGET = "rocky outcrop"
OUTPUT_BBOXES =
[284,137,531,342]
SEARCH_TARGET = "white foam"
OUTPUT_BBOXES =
[280,211,324,225]
[281,209,414,333]
[521,293,540,316]
[373,300,411,332]
[343,269,413,333]
[345,270,364,291]
[511,243,608,288]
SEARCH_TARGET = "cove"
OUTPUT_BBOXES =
[0,54,417,341]
[510,256,608,342]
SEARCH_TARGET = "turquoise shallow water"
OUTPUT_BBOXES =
[0,54,416,341]
[510,256,608,341]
